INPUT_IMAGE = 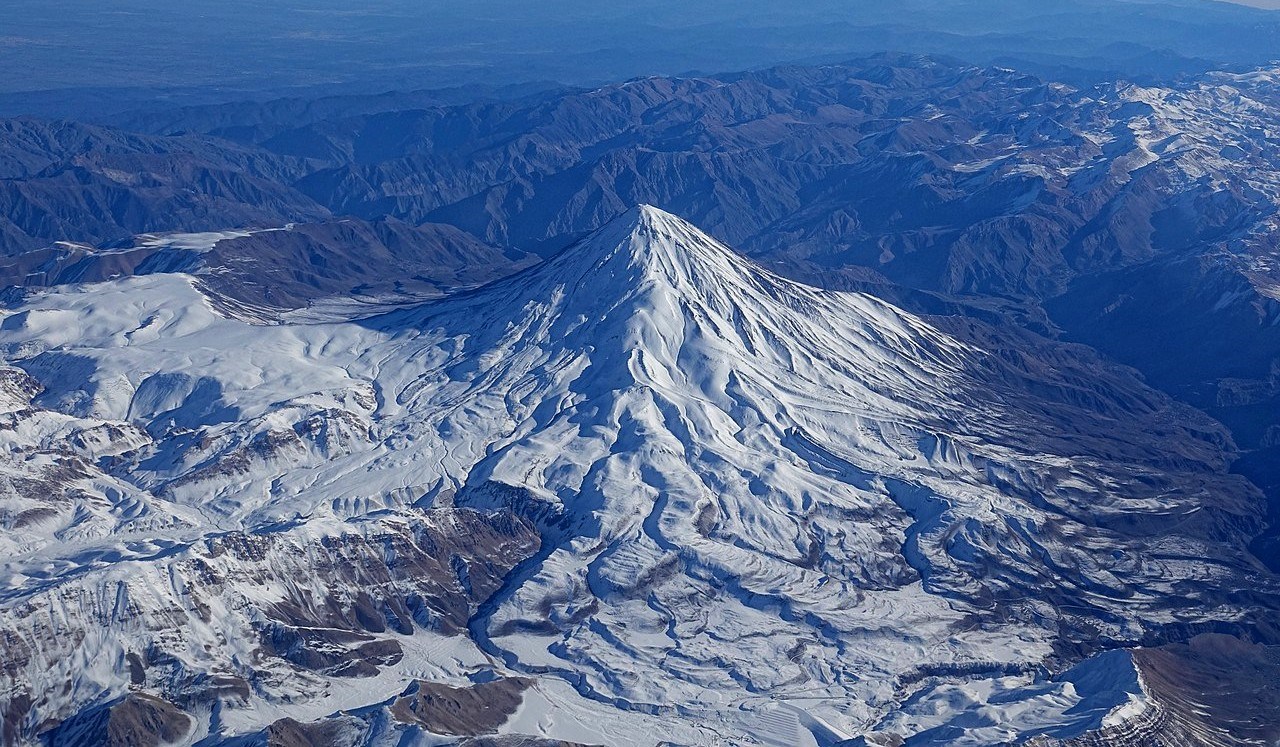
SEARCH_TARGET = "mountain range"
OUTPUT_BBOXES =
[3,51,1280,745]
[4,55,1279,559]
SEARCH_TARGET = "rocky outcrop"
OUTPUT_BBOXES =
[0,508,539,745]
[236,678,591,747]
[42,693,193,747]
[389,679,533,737]
[1025,634,1280,746]
[1131,635,1280,746]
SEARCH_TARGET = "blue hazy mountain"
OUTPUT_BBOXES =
[5,0,1280,118]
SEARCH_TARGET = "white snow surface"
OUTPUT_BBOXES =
[131,227,290,255]
[0,206,1263,745]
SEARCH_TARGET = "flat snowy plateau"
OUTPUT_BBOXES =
[0,207,1273,745]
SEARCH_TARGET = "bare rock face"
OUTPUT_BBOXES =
[1131,635,1280,746]
[389,679,533,737]
[243,678,589,747]
[1018,634,1280,747]
[263,717,366,747]
[0,507,539,745]
[42,693,192,747]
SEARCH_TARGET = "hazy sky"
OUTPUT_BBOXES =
[5,0,1280,107]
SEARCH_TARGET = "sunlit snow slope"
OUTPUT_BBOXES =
[0,206,1273,745]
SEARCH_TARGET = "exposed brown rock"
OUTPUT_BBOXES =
[389,678,533,737]
[265,716,364,747]
[104,694,191,747]
[41,693,191,747]
[1132,634,1280,746]
[1028,635,1280,747]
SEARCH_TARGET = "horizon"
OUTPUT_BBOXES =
[3,0,1280,112]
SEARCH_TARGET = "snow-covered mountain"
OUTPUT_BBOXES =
[0,206,1274,745]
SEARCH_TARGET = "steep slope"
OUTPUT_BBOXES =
[0,218,531,318]
[351,205,1275,741]
[0,207,1273,745]
[0,118,327,254]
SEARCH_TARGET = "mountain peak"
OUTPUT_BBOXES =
[595,203,722,256]
[630,202,673,224]
[551,204,762,298]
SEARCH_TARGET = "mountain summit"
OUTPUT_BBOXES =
[0,207,1272,744]
[542,204,790,302]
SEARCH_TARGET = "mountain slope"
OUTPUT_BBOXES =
[353,206,1273,738]
[0,207,1274,745]
[0,118,327,254]
[258,58,1280,571]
